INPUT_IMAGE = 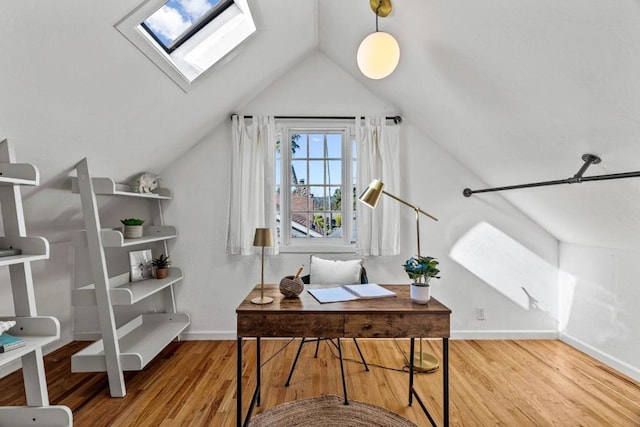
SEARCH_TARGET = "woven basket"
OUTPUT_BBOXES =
[279,275,304,297]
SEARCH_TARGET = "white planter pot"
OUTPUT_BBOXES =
[123,225,143,239]
[410,283,431,304]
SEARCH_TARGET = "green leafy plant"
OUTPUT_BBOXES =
[402,255,441,286]
[152,254,171,269]
[120,218,145,226]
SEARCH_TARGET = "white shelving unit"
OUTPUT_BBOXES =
[70,159,189,397]
[0,139,72,426]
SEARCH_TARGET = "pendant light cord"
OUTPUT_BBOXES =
[375,0,382,31]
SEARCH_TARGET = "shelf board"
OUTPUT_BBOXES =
[0,163,39,186]
[71,313,190,373]
[0,317,60,368]
[72,226,177,247]
[71,177,171,199]
[0,406,72,427]
[72,268,184,306]
[0,236,49,267]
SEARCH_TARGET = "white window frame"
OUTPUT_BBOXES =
[277,120,357,254]
[115,0,256,92]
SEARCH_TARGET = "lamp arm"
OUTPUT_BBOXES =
[381,190,438,221]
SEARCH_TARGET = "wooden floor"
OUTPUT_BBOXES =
[0,339,638,426]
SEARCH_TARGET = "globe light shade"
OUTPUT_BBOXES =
[357,31,400,79]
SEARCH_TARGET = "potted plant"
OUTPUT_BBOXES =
[152,254,171,279]
[402,255,441,304]
[120,218,145,239]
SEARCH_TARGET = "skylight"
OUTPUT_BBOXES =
[116,0,256,91]
[141,0,234,53]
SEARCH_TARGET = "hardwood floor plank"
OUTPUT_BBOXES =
[0,339,638,426]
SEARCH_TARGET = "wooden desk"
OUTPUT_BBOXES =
[236,284,451,427]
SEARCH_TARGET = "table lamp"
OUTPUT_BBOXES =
[252,227,274,305]
[359,179,439,371]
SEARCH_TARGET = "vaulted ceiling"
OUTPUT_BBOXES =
[1,0,639,249]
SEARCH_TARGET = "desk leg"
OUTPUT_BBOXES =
[257,337,261,407]
[237,337,242,427]
[409,338,415,406]
[444,337,449,426]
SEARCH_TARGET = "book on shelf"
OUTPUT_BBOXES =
[0,332,26,353]
[308,283,396,304]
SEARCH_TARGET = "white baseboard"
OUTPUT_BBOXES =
[181,331,236,340]
[451,330,559,340]
[560,333,640,382]
[74,331,238,341]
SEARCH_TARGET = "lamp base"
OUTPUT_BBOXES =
[412,351,439,372]
[251,296,274,305]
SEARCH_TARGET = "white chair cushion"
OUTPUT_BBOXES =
[309,255,362,285]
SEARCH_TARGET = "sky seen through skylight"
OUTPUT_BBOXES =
[144,0,222,47]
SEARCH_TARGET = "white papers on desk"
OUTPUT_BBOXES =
[308,283,396,304]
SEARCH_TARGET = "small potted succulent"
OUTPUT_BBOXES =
[402,255,441,304]
[152,254,171,279]
[120,218,145,239]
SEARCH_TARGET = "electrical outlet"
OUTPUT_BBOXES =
[476,307,486,320]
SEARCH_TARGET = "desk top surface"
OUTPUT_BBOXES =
[236,284,451,315]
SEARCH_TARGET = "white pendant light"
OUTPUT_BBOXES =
[357,0,400,80]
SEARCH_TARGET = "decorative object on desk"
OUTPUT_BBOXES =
[280,264,304,297]
[403,255,440,304]
[359,178,439,372]
[121,218,145,239]
[133,172,159,193]
[0,320,16,336]
[248,394,417,427]
[0,332,26,353]
[152,253,171,279]
[129,249,153,282]
[0,247,21,257]
[252,227,274,305]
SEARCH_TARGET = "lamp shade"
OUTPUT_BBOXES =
[357,31,400,79]
[358,179,384,208]
[253,228,274,247]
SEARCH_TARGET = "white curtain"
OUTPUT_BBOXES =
[356,116,400,256]
[227,115,278,255]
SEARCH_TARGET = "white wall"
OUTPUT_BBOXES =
[559,242,640,381]
[161,52,560,339]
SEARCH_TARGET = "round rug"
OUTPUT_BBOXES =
[248,395,417,427]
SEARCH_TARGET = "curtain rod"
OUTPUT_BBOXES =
[463,153,640,197]
[230,114,403,124]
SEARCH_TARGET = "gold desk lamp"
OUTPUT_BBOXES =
[251,227,274,305]
[358,179,440,372]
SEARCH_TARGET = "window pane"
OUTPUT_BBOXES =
[326,134,342,158]
[329,186,341,210]
[291,160,307,184]
[275,162,281,186]
[308,161,325,185]
[308,134,324,158]
[291,187,309,211]
[327,161,341,186]
[291,134,307,158]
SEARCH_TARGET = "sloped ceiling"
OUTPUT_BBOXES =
[318,0,640,250]
[1,0,640,250]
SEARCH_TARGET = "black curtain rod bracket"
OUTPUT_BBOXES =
[463,153,640,197]
[230,114,403,125]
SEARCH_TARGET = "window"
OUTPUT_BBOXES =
[276,122,357,253]
[141,0,235,53]
[116,0,256,91]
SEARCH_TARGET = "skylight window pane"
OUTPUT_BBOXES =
[142,0,233,52]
